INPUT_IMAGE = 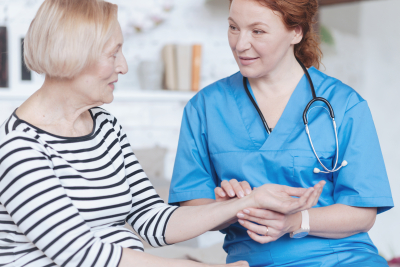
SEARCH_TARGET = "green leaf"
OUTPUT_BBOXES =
[321,25,334,46]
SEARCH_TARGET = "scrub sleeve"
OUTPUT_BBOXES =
[334,97,393,213]
[169,101,217,204]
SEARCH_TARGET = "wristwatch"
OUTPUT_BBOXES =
[290,210,310,238]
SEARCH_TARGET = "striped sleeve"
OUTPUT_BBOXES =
[112,118,178,248]
[0,132,123,267]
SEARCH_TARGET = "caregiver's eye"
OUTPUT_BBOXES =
[253,29,265,35]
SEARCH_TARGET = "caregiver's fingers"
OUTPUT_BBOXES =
[240,181,252,196]
[304,181,325,208]
[221,179,248,198]
[247,230,275,244]
[296,187,315,208]
[215,187,226,198]
[221,180,235,197]
[238,208,282,220]
[238,219,272,236]
[310,181,325,207]
[237,214,273,229]
[282,186,308,197]
[230,179,245,198]
[282,187,314,214]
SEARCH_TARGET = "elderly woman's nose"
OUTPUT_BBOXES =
[117,55,128,75]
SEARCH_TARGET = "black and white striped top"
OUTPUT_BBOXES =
[0,107,178,267]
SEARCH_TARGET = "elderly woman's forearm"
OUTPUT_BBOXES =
[180,198,238,231]
[166,196,254,244]
[308,204,377,239]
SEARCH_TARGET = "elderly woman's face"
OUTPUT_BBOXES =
[79,23,128,104]
[228,0,302,79]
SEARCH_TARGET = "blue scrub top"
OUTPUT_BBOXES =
[169,68,394,267]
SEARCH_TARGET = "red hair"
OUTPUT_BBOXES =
[229,0,322,69]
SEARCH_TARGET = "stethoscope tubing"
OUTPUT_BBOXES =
[243,57,346,174]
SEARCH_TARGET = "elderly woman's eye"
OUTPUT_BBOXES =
[229,25,237,31]
[254,30,264,34]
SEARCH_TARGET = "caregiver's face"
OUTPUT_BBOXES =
[228,0,301,79]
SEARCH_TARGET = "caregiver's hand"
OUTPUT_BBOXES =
[252,181,325,214]
[216,179,325,214]
[215,179,253,201]
[237,208,303,244]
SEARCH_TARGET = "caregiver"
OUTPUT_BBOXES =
[169,0,394,266]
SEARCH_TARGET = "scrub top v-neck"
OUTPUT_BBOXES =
[169,68,393,267]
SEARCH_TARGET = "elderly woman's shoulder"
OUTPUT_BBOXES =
[90,106,121,129]
[0,113,36,147]
[0,126,44,160]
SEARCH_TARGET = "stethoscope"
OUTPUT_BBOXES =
[243,57,347,174]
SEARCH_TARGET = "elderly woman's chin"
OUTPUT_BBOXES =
[88,84,116,105]
[103,87,115,104]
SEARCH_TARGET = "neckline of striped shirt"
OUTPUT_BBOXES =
[8,108,97,141]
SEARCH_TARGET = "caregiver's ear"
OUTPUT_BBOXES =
[291,25,303,45]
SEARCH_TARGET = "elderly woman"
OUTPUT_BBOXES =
[0,0,325,266]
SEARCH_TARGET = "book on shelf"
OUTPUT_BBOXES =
[191,44,202,92]
[162,44,177,90]
[162,43,202,91]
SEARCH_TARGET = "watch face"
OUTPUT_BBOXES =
[293,232,308,239]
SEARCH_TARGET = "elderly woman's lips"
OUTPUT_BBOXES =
[108,80,118,90]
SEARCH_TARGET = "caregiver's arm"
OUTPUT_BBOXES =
[216,181,376,242]
[167,182,324,244]
[309,204,376,238]
[238,204,376,242]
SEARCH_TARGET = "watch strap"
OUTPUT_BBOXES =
[290,210,310,238]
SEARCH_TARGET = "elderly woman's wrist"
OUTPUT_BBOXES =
[240,191,258,210]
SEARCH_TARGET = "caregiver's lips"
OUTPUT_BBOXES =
[239,56,259,66]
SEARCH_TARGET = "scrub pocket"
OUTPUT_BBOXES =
[293,156,333,183]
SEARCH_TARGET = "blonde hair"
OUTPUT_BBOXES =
[24,0,118,79]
